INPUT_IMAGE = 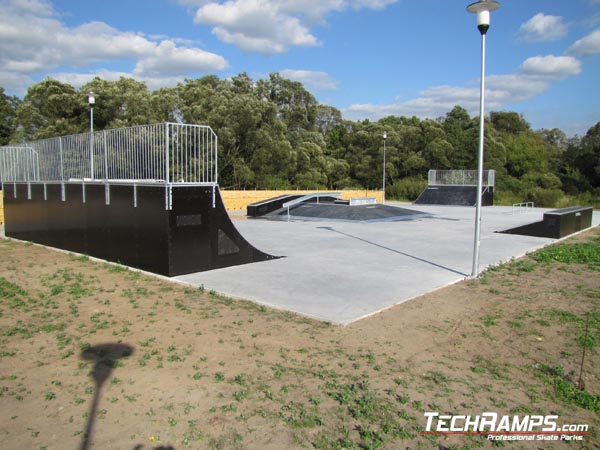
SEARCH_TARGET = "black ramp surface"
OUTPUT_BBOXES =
[264,202,431,223]
[247,194,303,217]
[3,182,277,276]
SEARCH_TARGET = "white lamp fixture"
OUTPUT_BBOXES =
[467,0,500,35]
[466,0,500,278]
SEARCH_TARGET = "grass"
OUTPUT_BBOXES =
[532,235,600,269]
[1,228,600,449]
[535,364,600,415]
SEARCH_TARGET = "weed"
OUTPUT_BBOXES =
[534,364,600,414]
[532,237,600,269]
[481,314,501,327]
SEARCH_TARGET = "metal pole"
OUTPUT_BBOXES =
[90,106,94,179]
[382,132,387,204]
[471,31,487,278]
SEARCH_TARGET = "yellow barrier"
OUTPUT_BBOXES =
[221,189,383,212]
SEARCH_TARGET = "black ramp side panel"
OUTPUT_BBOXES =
[3,182,276,277]
[168,186,278,276]
[131,186,170,275]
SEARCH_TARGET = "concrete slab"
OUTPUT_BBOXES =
[174,204,600,325]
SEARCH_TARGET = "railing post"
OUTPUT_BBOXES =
[214,131,218,185]
[59,138,64,182]
[103,130,108,181]
[165,123,170,184]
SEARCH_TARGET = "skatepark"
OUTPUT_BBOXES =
[1,123,598,325]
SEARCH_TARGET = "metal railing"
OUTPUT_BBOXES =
[0,123,217,185]
[428,169,495,187]
[512,202,534,215]
[0,146,39,182]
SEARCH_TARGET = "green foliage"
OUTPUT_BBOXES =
[386,177,427,201]
[3,74,599,203]
[0,87,20,145]
[531,237,600,269]
[535,364,600,414]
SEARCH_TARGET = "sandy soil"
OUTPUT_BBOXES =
[0,228,599,450]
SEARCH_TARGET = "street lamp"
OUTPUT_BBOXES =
[382,131,387,204]
[88,91,95,179]
[467,0,500,278]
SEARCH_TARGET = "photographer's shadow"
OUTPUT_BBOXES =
[79,343,134,450]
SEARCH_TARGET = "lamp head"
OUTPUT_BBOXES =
[88,91,95,105]
[467,1,500,35]
[383,131,387,140]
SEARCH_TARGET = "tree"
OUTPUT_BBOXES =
[442,106,477,168]
[0,87,20,144]
[81,77,152,129]
[490,111,530,135]
[255,73,318,132]
[15,79,82,140]
[566,122,600,190]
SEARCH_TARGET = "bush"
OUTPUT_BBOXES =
[386,177,427,201]
[526,187,565,208]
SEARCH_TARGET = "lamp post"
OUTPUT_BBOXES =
[382,131,387,204]
[88,91,95,179]
[467,0,499,278]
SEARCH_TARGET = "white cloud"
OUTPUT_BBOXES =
[350,0,396,10]
[193,0,398,54]
[0,0,228,94]
[343,54,582,122]
[520,55,582,79]
[134,40,228,77]
[517,13,568,43]
[51,70,186,92]
[567,29,600,56]
[195,0,319,54]
[7,0,54,16]
[280,69,339,90]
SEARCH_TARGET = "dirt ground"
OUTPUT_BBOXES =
[0,227,599,450]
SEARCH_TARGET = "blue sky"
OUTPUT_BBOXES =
[1,0,599,136]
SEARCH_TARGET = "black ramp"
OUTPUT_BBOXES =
[3,182,278,277]
[499,206,593,239]
[414,185,494,206]
[247,194,304,217]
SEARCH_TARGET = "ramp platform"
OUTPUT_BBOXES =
[499,206,593,239]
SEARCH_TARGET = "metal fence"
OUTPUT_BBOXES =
[428,169,495,187]
[0,146,39,182]
[0,123,217,185]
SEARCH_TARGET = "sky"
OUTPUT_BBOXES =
[1,0,599,136]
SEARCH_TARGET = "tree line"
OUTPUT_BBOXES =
[1,74,598,207]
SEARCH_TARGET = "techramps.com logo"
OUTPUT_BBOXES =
[421,412,591,442]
